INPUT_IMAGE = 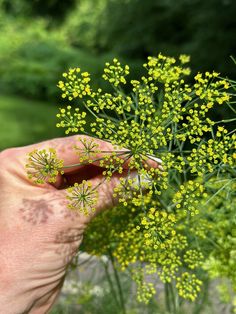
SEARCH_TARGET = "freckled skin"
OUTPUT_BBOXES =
[0,135,158,314]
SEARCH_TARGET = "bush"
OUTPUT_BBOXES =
[0,0,75,22]
[0,95,64,150]
[63,0,236,77]
[0,18,110,100]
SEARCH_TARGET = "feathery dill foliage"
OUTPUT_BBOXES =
[26,53,236,307]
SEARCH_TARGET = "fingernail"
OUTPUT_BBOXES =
[147,154,163,164]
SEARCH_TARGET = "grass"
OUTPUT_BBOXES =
[0,94,64,151]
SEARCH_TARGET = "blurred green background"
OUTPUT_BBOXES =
[0,0,236,150]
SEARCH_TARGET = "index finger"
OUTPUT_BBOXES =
[22,135,162,188]
[30,135,161,171]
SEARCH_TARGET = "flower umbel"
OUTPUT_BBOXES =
[67,180,98,215]
[58,68,92,101]
[176,273,202,301]
[56,106,87,134]
[26,148,63,184]
[73,137,101,162]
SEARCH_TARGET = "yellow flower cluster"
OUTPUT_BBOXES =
[27,53,236,306]
[183,250,204,270]
[58,68,92,100]
[99,152,127,178]
[176,273,202,301]
[132,270,156,304]
[114,204,181,269]
[187,132,235,175]
[67,180,98,215]
[56,106,87,134]
[143,53,191,83]
[87,91,133,115]
[73,137,101,163]
[56,54,232,199]
[194,72,230,104]
[84,196,208,303]
[102,58,130,87]
[173,181,205,217]
[26,148,64,184]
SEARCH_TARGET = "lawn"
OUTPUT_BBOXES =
[0,94,64,151]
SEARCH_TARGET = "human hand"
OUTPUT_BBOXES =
[0,135,159,313]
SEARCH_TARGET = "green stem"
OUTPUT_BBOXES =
[192,279,209,314]
[169,282,178,314]
[109,251,127,314]
[214,117,236,124]
[204,178,235,205]
[165,282,180,314]
[165,282,172,313]
[62,151,130,169]
[103,260,120,309]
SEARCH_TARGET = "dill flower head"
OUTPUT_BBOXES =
[128,267,157,303]
[102,58,130,87]
[56,52,232,191]
[56,105,87,134]
[67,180,98,215]
[26,148,63,184]
[176,273,202,301]
[73,137,101,163]
[58,67,92,100]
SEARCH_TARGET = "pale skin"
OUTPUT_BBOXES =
[0,135,159,314]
